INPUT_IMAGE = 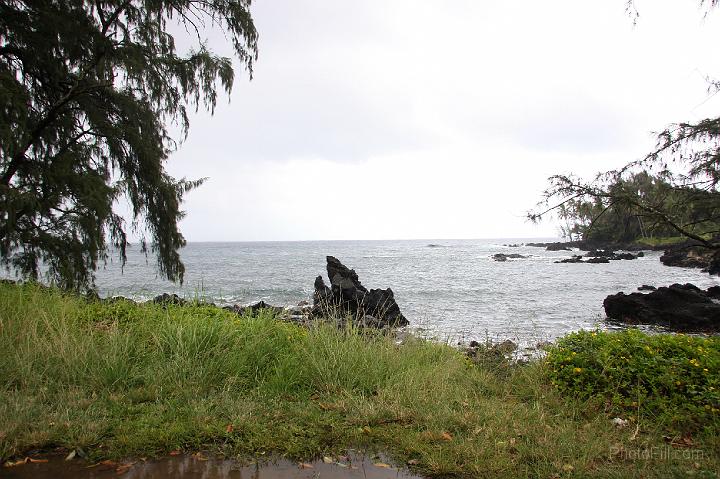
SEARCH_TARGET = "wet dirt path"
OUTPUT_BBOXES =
[1,451,423,478]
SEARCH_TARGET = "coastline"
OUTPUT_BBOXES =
[78,241,720,348]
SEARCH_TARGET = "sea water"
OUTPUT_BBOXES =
[88,239,720,345]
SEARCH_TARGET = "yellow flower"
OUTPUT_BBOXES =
[573,367,583,373]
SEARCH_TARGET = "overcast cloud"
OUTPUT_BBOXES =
[161,0,720,241]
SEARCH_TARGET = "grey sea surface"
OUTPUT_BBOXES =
[89,238,720,346]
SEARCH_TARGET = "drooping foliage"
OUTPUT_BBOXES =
[0,1,257,290]
[533,2,720,248]
[548,172,720,244]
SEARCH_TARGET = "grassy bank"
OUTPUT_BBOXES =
[0,283,718,478]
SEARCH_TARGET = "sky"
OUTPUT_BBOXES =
[162,0,720,241]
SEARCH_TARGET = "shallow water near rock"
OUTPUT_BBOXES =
[1,453,422,479]
[7,239,719,345]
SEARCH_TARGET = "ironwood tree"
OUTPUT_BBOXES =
[532,1,720,248]
[548,172,720,245]
[0,0,257,289]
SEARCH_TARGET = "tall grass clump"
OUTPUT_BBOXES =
[1,282,719,478]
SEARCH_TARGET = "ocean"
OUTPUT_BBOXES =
[88,239,720,346]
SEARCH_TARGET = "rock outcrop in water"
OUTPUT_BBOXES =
[659,246,720,276]
[93,257,408,329]
[152,293,186,306]
[312,256,408,328]
[554,250,642,264]
[542,243,572,251]
[492,253,530,261]
[586,250,642,260]
[603,283,720,331]
[527,239,659,252]
[223,300,284,317]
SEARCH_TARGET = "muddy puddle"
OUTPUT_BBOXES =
[1,452,423,478]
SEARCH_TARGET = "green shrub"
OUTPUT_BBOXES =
[546,329,720,427]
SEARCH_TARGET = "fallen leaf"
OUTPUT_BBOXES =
[441,432,453,441]
[322,456,334,464]
[225,424,234,433]
[299,462,314,469]
[4,457,29,467]
[192,453,208,461]
[374,462,391,468]
[116,464,133,475]
[65,450,77,461]
[28,458,48,463]
[562,464,574,472]
[407,459,420,466]
[362,426,371,434]
[169,450,182,456]
[86,459,116,469]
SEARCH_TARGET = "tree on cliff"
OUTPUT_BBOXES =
[531,2,720,248]
[0,1,257,290]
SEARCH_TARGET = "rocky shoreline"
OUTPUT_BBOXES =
[604,283,720,332]
[525,239,720,274]
[553,249,643,264]
[18,245,719,340]
[111,256,408,330]
[517,240,720,332]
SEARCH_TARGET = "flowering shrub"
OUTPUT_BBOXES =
[546,329,719,425]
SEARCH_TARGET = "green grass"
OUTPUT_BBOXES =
[635,236,710,248]
[0,282,718,478]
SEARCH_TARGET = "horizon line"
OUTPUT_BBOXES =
[139,236,564,245]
